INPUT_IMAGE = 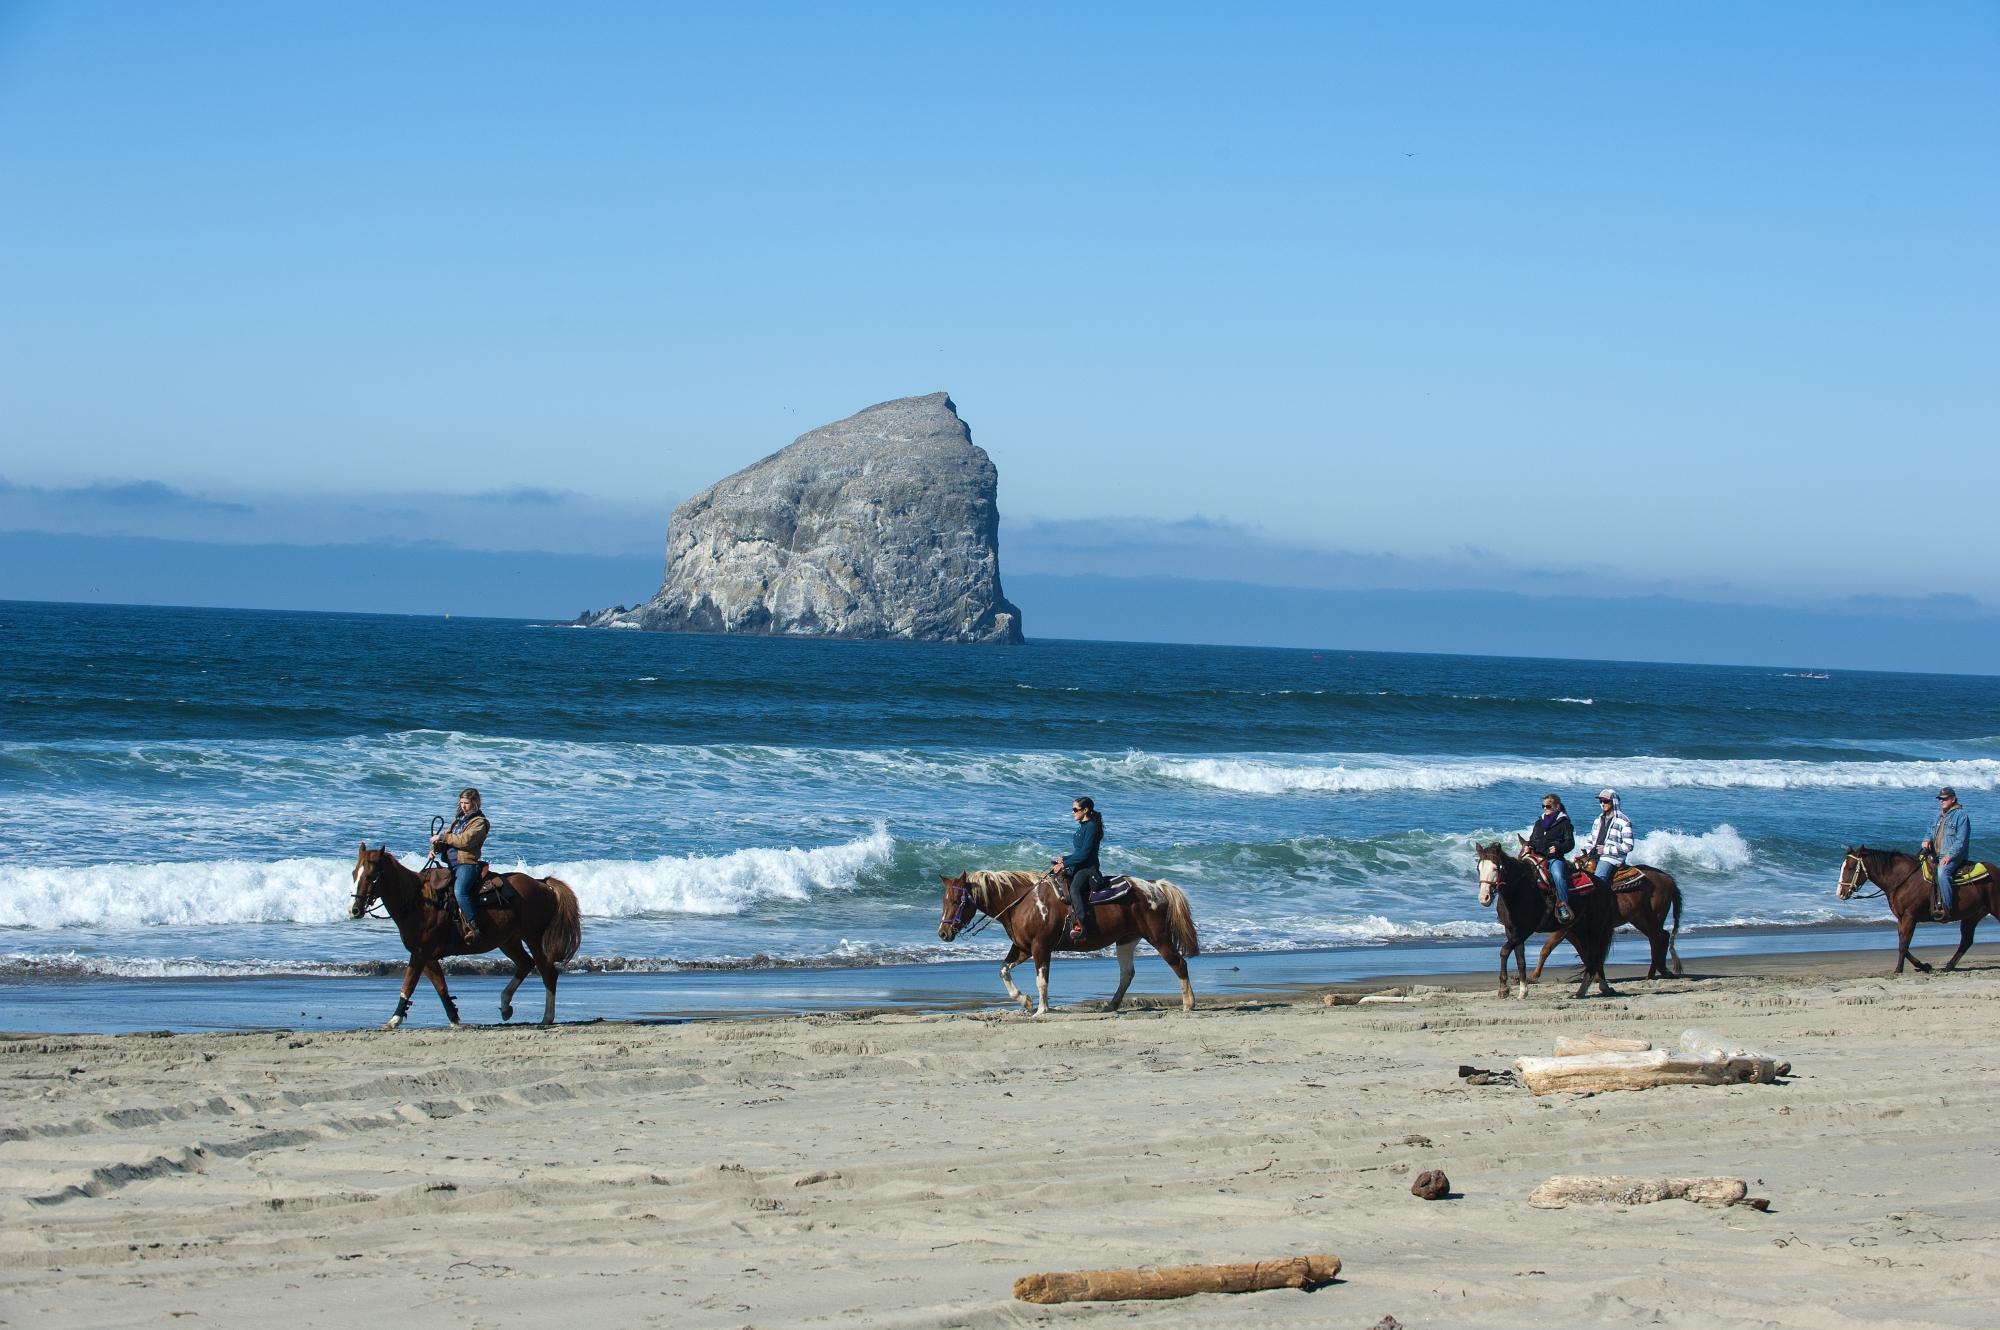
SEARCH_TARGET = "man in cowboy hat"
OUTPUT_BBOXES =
[1920,786,1971,921]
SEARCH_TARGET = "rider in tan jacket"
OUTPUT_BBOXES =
[430,788,490,943]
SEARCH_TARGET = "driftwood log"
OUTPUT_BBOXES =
[1529,1175,1748,1209]
[1553,1033,1651,1057]
[1013,1255,1342,1304]
[1514,1049,1784,1095]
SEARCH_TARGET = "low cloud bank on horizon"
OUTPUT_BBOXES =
[4,523,1998,675]
[5,474,1990,625]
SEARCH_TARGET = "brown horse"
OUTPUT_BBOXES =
[1475,841,1617,999]
[350,845,582,1028]
[1837,846,2000,974]
[937,870,1200,1015]
[1530,860,1683,981]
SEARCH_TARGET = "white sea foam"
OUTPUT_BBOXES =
[1142,753,2000,796]
[1632,824,1753,873]
[0,828,895,929]
[535,826,893,917]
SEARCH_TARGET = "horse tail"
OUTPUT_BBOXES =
[541,877,582,964]
[1158,881,1201,957]
[1666,873,1684,976]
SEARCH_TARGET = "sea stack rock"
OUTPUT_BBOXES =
[580,393,1024,643]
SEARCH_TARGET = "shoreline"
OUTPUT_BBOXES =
[5,922,1991,1034]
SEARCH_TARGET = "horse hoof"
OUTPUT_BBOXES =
[380,1017,403,1031]
[499,1005,513,1022]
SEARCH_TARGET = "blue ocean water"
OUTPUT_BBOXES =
[2,600,1995,1028]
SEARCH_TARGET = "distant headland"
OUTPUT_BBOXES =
[570,393,1024,644]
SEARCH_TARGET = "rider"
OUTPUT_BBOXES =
[1528,793,1577,924]
[1053,796,1105,944]
[1921,786,1971,921]
[1577,788,1634,889]
[430,787,491,945]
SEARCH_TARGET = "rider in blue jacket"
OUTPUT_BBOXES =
[1922,786,1972,919]
[1053,796,1105,943]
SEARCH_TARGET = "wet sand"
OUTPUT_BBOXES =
[5,945,1998,1328]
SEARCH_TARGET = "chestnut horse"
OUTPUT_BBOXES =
[1475,842,1617,999]
[937,870,1200,1015]
[1530,861,1683,981]
[350,845,582,1028]
[1837,846,2000,974]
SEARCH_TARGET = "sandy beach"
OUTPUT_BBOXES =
[5,946,1998,1329]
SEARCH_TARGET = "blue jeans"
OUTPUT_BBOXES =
[1549,858,1571,905]
[451,864,481,929]
[1590,860,1618,887]
[1938,858,1962,913]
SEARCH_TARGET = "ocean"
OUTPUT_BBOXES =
[3,599,1994,1031]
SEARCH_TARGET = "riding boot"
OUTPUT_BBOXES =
[458,908,481,946]
[1067,875,1092,943]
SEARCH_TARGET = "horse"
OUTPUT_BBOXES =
[1530,860,1683,981]
[350,844,582,1028]
[1837,846,2000,975]
[937,870,1200,1015]
[1474,841,1617,999]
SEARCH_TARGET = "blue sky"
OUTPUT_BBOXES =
[2,3,1996,657]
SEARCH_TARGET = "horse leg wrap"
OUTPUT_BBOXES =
[442,996,460,1024]
[393,997,412,1020]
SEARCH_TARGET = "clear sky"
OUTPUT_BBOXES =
[2,2,1996,619]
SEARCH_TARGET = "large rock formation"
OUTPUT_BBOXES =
[577,393,1024,643]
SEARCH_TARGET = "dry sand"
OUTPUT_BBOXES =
[5,947,1999,1328]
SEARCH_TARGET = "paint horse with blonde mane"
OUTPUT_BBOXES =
[937,870,1200,1015]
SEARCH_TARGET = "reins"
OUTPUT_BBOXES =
[955,873,1054,940]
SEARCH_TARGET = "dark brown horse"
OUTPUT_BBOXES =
[937,870,1200,1014]
[1530,860,1683,981]
[350,845,582,1028]
[1837,846,2000,974]
[1475,841,1617,999]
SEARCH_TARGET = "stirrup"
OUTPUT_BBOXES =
[1554,902,1574,924]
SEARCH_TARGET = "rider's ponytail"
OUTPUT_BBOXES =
[1075,795,1102,827]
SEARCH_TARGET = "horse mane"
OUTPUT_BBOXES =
[964,869,1044,908]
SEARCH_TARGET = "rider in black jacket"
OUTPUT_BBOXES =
[1528,793,1576,922]
[1053,796,1105,943]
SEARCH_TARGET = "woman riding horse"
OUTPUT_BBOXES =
[1052,796,1106,944]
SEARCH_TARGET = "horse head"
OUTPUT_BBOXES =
[1837,846,1868,900]
[1475,842,1506,908]
[937,873,977,941]
[351,843,390,918]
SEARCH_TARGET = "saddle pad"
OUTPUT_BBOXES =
[1611,866,1649,892]
[1530,857,1596,896]
[1088,879,1134,906]
[1922,859,1992,887]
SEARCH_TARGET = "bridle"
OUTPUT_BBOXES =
[1837,850,1882,901]
[351,854,394,920]
[940,874,1050,941]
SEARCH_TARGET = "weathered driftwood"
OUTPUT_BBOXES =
[1013,1255,1341,1304]
[1514,1048,1782,1095]
[1529,1174,1748,1209]
[1356,994,1431,1005]
[1679,1028,1790,1079]
[1553,1033,1651,1057]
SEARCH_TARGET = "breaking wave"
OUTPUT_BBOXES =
[0,828,895,929]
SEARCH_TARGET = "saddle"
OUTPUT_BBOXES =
[1528,854,1596,897]
[1577,855,1649,891]
[426,865,519,912]
[1920,858,1990,888]
[1050,866,1134,906]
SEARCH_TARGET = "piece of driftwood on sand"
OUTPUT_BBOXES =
[1553,1033,1652,1056]
[1515,1048,1785,1094]
[1012,1255,1342,1304]
[1529,1175,1748,1209]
